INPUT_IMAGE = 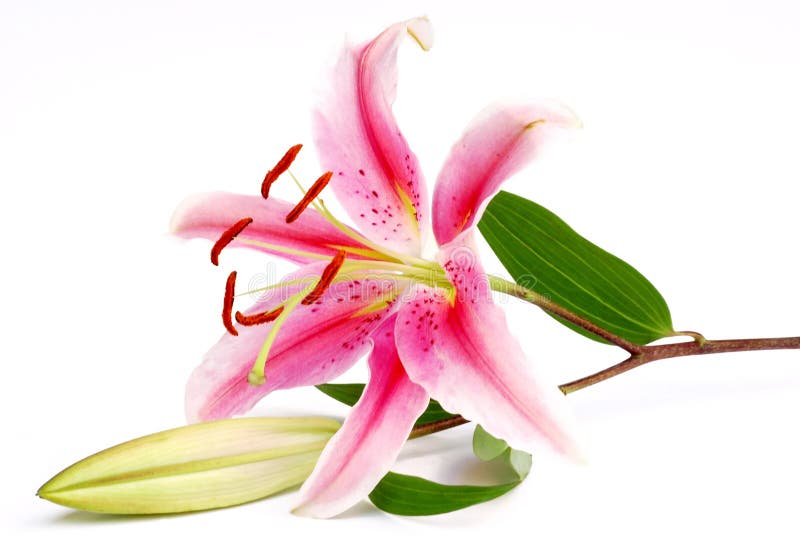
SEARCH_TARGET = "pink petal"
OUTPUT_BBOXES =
[170,192,372,264]
[293,315,428,518]
[395,232,582,459]
[432,101,581,246]
[313,18,433,255]
[185,264,400,423]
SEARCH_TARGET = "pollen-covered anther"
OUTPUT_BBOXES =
[210,217,253,266]
[234,306,285,327]
[285,171,334,223]
[222,271,238,336]
[261,144,303,198]
[302,249,346,305]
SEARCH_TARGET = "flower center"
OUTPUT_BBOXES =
[208,145,452,387]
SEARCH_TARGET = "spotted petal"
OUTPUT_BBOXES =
[171,192,373,264]
[185,264,400,423]
[313,18,433,255]
[432,102,581,246]
[395,231,582,459]
[293,315,428,518]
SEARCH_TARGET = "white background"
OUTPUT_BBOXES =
[3,0,799,547]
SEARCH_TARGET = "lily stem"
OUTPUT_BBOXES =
[409,333,800,438]
[559,336,800,394]
[487,275,645,354]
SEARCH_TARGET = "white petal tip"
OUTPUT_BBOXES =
[555,103,583,130]
[406,17,434,51]
[523,101,583,132]
[168,193,208,235]
[168,198,191,235]
[290,502,329,519]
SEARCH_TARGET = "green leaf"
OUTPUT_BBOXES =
[478,191,674,345]
[370,426,531,516]
[473,424,509,461]
[368,472,520,516]
[505,449,533,480]
[473,425,532,480]
[315,383,365,407]
[316,383,457,426]
[37,417,339,514]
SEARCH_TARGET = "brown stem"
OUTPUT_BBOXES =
[559,336,800,394]
[408,415,470,439]
[409,335,800,438]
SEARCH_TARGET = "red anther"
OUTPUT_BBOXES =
[285,171,334,223]
[211,217,253,266]
[234,306,285,327]
[223,271,238,336]
[302,249,346,305]
[261,144,303,198]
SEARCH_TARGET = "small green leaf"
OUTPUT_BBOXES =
[316,383,457,426]
[505,449,533,480]
[479,191,674,345]
[315,383,365,407]
[37,417,339,514]
[368,472,520,516]
[473,424,509,461]
[473,425,532,480]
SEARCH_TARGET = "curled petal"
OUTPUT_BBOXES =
[432,101,581,245]
[185,264,401,423]
[294,315,428,518]
[313,18,433,255]
[395,232,582,459]
[171,192,373,264]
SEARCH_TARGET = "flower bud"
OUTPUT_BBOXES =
[37,417,340,514]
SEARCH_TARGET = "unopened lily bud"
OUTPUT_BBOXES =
[37,417,340,514]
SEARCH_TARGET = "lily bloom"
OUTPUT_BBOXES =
[171,17,582,518]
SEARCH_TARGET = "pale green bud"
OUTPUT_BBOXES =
[37,417,340,514]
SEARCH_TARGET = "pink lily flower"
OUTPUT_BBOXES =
[171,17,582,518]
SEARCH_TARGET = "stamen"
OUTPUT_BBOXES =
[261,144,303,198]
[285,171,333,223]
[237,275,319,297]
[211,218,253,266]
[234,306,285,326]
[222,271,238,336]
[287,170,427,267]
[302,249,346,305]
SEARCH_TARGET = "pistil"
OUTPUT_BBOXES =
[248,282,316,386]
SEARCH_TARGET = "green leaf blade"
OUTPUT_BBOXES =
[505,449,533,480]
[368,472,520,516]
[315,383,365,407]
[473,425,532,480]
[473,424,509,461]
[479,191,673,345]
